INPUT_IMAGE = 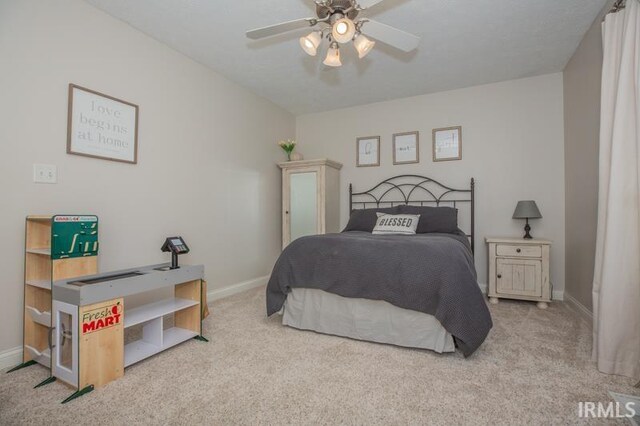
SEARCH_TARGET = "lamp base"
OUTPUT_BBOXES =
[523,219,533,239]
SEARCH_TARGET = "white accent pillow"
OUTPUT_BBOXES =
[372,213,420,235]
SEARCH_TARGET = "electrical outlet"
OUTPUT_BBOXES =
[33,164,57,184]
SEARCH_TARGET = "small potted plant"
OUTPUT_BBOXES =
[278,139,297,161]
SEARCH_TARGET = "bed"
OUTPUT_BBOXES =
[266,175,492,356]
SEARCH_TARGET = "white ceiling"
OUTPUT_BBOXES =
[85,0,607,115]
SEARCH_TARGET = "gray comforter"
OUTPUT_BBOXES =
[266,231,492,356]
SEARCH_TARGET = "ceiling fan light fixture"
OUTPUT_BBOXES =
[332,18,356,44]
[299,31,322,56]
[353,33,375,58]
[323,42,342,67]
[245,0,421,69]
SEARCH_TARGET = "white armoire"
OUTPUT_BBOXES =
[278,159,342,248]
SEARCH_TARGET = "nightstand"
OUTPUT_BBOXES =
[486,237,552,309]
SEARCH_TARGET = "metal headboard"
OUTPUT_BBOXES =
[349,175,475,254]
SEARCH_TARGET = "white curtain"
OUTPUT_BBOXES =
[593,0,640,380]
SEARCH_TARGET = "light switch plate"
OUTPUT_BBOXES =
[33,164,57,184]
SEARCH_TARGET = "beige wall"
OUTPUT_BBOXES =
[0,0,294,353]
[296,74,566,297]
[562,1,613,312]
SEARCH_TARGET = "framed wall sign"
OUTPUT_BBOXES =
[67,84,139,164]
[356,136,380,167]
[393,131,419,165]
[433,126,462,162]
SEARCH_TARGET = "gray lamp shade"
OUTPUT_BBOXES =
[513,200,542,219]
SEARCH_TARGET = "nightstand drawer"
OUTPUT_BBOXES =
[496,244,541,258]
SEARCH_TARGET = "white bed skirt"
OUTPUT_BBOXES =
[282,288,455,353]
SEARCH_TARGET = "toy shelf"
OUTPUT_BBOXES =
[26,306,52,327]
[25,253,52,284]
[24,345,51,366]
[123,280,202,368]
[124,297,199,328]
[124,327,198,367]
[27,215,53,221]
[21,215,99,372]
[163,327,199,347]
[26,248,51,256]
[25,280,51,290]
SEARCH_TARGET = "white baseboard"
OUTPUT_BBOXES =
[0,346,23,371]
[478,282,564,301]
[564,292,593,326]
[207,275,268,302]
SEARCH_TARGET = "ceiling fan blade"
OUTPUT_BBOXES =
[357,0,386,9]
[246,18,316,40]
[361,19,420,52]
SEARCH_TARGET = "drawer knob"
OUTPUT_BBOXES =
[497,274,502,279]
[516,248,521,253]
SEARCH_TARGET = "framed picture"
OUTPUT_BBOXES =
[433,126,462,162]
[67,84,139,164]
[393,131,419,165]
[356,136,380,167]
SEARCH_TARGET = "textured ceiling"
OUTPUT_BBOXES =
[85,0,607,115]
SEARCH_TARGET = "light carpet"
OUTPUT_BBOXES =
[1,286,637,425]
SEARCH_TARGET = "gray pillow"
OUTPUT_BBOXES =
[397,205,458,234]
[343,206,401,232]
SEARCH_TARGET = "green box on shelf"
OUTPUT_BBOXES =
[51,215,99,260]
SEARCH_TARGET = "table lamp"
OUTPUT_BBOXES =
[513,200,542,239]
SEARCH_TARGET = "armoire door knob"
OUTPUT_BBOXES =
[497,274,502,279]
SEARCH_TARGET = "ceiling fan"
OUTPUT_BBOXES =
[246,0,420,67]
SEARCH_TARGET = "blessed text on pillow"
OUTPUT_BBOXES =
[372,213,420,235]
